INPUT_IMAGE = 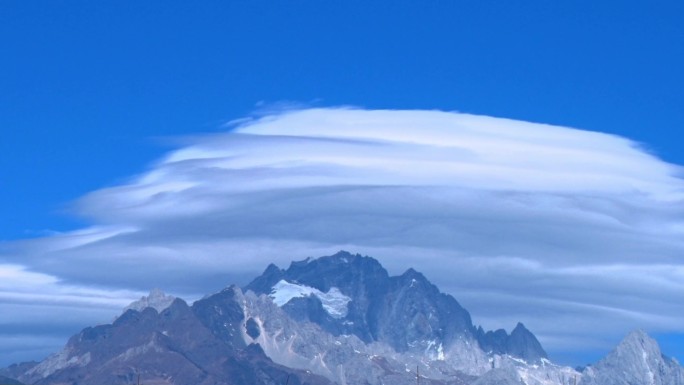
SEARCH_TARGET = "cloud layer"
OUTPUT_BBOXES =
[2,108,684,366]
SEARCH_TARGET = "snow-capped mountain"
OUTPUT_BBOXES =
[1,251,681,385]
[245,251,547,363]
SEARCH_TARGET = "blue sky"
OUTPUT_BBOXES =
[2,1,684,239]
[1,0,683,368]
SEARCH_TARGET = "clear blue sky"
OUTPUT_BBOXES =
[1,0,683,367]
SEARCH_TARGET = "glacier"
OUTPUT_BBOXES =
[269,279,352,319]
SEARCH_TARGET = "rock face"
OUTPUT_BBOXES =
[245,251,547,362]
[3,251,680,385]
[581,330,684,385]
[12,292,333,385]
[471,367,521,385]
[477,323,548,363]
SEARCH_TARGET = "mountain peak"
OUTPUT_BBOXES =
[306,250,363,266]
[613,329,663,359]
[402,267,420,276]
[581,329,684,385]
[263,262,282,275]
[331,250,355,260]
[122,288,176,314]
[511,322,529,335]
[506,322,548,363]
[621,329,654,345]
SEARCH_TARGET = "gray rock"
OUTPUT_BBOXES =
[13,294,333,385]
[246,251,547,362]
[472,367,522,385]
[10,252,677,385]
[581,330,684,385]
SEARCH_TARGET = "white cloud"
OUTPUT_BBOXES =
[2,107,684,366]
[0,263,147,366]
[0,263,143,310]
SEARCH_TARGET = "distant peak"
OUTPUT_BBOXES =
[506,321,548,362]
[401,267,421,277]
[122,288,176,314]
[584,329,682,385]
[330,250,357,262]
[625,328,649,340]
[263,263,282,274]
[286,251,359,270]
[512,322,528,332]
[148,288,168,298]
[619,329,660,352]
[332,250,353,257]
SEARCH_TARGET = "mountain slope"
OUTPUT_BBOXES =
[15,294,333,385]
[581,330,684,385]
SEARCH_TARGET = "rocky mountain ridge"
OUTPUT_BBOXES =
[581,329,684,385]
[122,288,177,314]
[2,251,681,385]
[245,251,547,363]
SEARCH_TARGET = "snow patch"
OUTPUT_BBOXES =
[269,280,351,318]
[424,340,446,361]
[437,343,445,361]
[642,350,655,384]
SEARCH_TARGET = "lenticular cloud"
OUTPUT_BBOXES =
[80,108,684,222]
[4,108,684,363]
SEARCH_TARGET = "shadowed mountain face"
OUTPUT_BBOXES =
[245,251,546,361]
[476,322,548,363]
[6,293,332,385]
[2,252,679,385]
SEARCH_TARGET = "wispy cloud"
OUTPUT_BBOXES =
[0,262,145,365]
[2,107,683,366]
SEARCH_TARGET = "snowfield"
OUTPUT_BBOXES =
[269,279,351,318]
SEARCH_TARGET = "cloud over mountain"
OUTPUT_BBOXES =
[2,108,683,366]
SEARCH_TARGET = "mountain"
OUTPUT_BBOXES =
[245,251,547,362]
[476,322,548,363]
[580,330,684,385]
[8,291,333,385]
[3,251,679,385]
